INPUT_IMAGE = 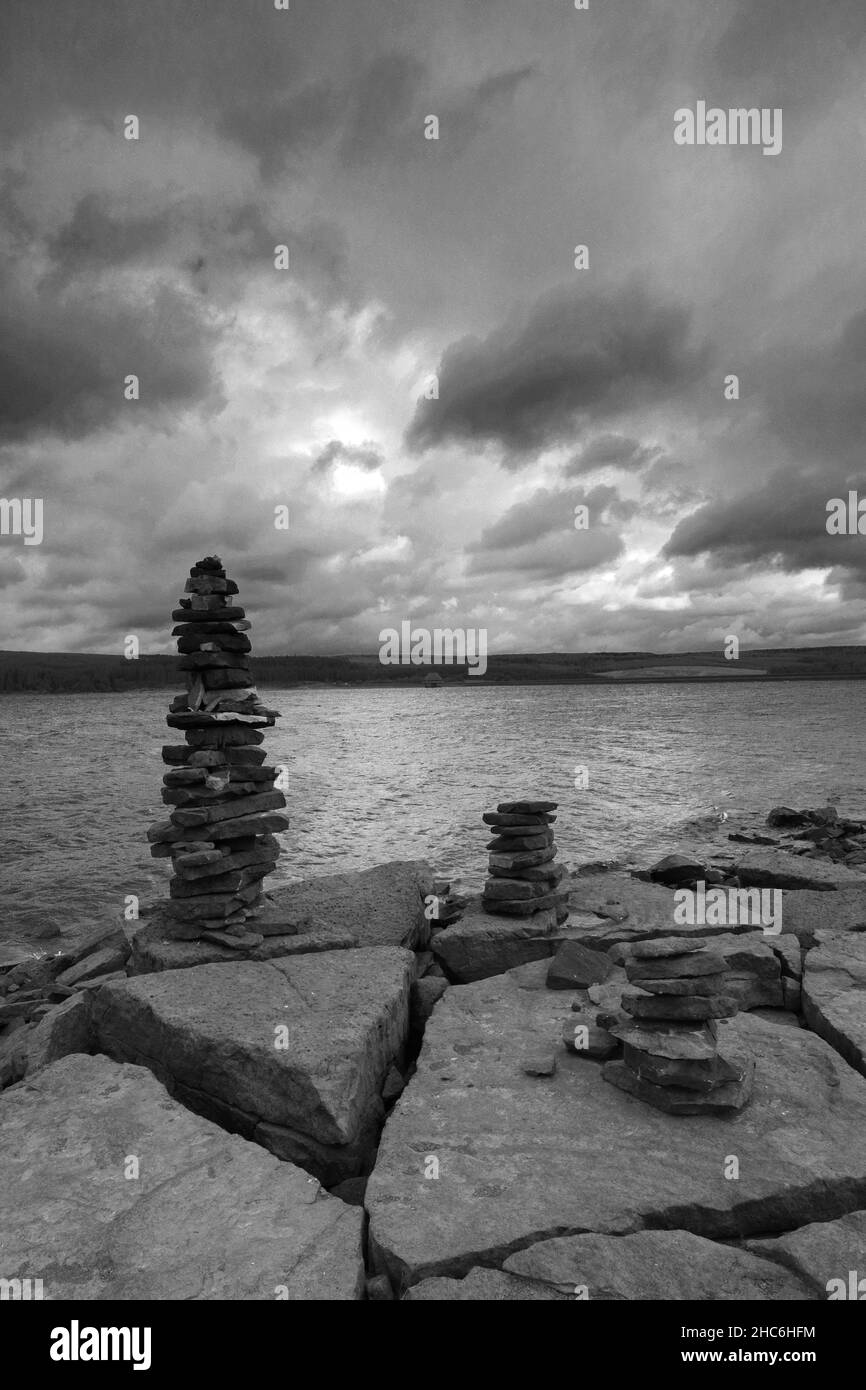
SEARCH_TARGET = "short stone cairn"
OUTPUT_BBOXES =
[481,799,568,922]
[603,938,754,1113]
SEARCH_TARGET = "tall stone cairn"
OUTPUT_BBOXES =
[146,555,288,947]
[603,938,755,1114]
[480,799,569,922]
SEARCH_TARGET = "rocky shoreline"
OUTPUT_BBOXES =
[2,802,866,1300]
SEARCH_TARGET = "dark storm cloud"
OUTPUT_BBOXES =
[709,0,866,106]
[339,50,534,166]
[567,433,661,476]
[406,283,709,460]
[220,82,340,179]
[0,0,306,135]
[340,52,426,166]
[0,274,221,442]
[468,483,634,580]
[439,64,535,156]
[761,306,866,464]
[45,195,179,281]
[664,470,866,572]
[41,193,352,311]
[472,483,636,553]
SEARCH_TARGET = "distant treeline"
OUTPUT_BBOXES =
[1,646,865,693]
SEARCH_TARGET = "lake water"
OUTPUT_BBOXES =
[2,681,864,950]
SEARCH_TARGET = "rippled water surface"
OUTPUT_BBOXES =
[2,681,865,948]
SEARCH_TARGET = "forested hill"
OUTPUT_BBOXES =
[1,646,865,693]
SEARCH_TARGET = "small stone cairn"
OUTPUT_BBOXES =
[146,556,288,948]
[603,938,754,1113]
[481,799,568,922]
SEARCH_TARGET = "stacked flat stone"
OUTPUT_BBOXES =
[146,556,288,947]
[480,799,568,922]
[603,938,754,1114]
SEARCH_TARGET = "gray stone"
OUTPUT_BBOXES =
[735,850,866,893]
[523,1051,558,1076]
[0,1053,363,1299]
[502,1229,811,1300]
[604,1054,755,1113]
[744,1213,866,1298]
[431,898,561,983]
[366,973,866,1290]
[262,860,433,950]
[23,992,94,1075]
[55,943,129,989]
[130,915,356,973]
[802,932,866,1078]
[776,888,866,946]
[93,947,414,1186]
[366,1274,395,1300]
[630,936,708,959]
[546,940,613,990]
[649,854,708,886]
[404,1268,569,1300]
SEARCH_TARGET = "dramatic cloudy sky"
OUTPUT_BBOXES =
[1,0,864,656]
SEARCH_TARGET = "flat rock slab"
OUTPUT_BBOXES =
[735,850,866,893]
[366,972,866,1290]
[431,898,561,982]
[802,933,866,1078]
[779,888,866,946]
[744,1213,866,1298]
[93,947,414,1186]
[499,1229,812,1300]
[0,1053,363,1299]
[130,915,355,974]
[264,860,432,950]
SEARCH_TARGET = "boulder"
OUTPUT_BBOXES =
[93,947,414,1186]
[802,932,866,1078]
[366,972,866,1290]
[501,1229,812,1300]
[744,1213,866,1298]
[546,940,613,990]
[431,898,561,982]
[263,860,433,950]
[0,1053,363,1299]
[648,854,708,886]
[766,807,812,829]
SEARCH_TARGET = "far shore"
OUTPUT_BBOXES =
[2,644,865,693]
